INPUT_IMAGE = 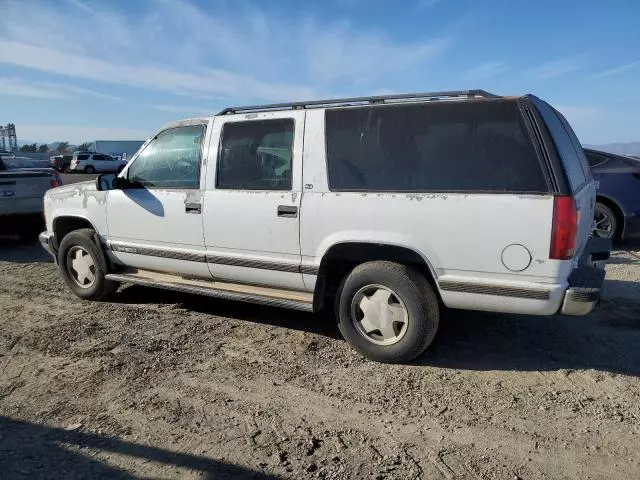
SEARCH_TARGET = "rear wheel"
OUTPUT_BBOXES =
[57,228,118,300]
[336,261,439,363]
[84,165,96,174]
[61,163,70,172]
[593,202,618,239]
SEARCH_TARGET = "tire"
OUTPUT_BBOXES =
[61,163,70,172]
[57,228,118,300]
[593,202,618,239]
[336,261,439,363]
[84,165,96,174]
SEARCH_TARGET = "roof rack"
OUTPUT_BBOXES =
[218,89,500,115]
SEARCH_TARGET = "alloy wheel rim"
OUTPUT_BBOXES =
[67,246,96,288]
[350,285,409,346]
[593,205,614,239]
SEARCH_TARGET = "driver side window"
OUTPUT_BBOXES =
[128,125,205,188]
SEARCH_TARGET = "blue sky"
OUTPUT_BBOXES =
[0,0,639,145]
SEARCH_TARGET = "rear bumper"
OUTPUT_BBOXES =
[39,231,58,262]
[560,237,611,316]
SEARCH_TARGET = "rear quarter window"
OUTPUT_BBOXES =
[325,99,547,192]
[535,101,589,192]
[77,154,90,160]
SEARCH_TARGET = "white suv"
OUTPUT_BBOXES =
[69,152,127,174]
[39,90,610,363]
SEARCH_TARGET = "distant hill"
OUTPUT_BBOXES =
[585,142,640,157]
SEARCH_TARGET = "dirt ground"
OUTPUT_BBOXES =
[0,238,639,480]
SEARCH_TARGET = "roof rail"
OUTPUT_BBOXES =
[218,89,500,115]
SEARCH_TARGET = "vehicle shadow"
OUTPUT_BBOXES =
[111,280,640,376]
[110,284,339,338]
[0,237,52,263]
[0,416,278,480]
[421,288,640,376]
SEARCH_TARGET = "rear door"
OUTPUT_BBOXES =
[535,101,595,260]
[202,111,305,291]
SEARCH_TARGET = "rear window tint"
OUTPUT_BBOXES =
[325,100,547,192]
[77,154,89,160]
[535,102,588,191]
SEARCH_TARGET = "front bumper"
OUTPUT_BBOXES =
[39,231,58,263]
[560,237,611,316]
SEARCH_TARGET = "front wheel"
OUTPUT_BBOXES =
[336,261,439,363]
[57,228,118,300]
[593,202,618,239]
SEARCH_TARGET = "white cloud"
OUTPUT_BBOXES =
[466,61,508,79]
[0,76,122,102]
[529,57,586,80]
[0,77,70,100]
[17,124,151,144]
[592,61,640,78]
[151,104,215,115]
[0,0,449,101]
[306,27,449,85]
[0,41,317,102]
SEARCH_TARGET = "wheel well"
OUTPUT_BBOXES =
[596,195,624,238]
[53,217,95,245]
[315,243,438,310]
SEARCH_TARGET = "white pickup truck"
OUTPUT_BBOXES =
[39,90,610,363]
[0,157,63,240]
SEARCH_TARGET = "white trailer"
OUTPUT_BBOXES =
[89,140,145,162]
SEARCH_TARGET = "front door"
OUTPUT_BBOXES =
[106,121,212,279]
[202,111,306,291]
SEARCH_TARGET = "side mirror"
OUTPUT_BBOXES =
[95,173,118,191]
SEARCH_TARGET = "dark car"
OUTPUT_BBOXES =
[584,148,640,240]
[49,154,73,172]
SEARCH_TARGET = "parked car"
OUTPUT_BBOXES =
[583,148,640,240]
[49,154,74,172]
[39,90,610,363]
[69,152,127,173]
[1,157,63,241]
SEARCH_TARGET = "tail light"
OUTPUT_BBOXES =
[550,195,578,260]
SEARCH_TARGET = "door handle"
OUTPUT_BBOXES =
[277,205,298,218]
[185,202,202,214]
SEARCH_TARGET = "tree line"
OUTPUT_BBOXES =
[19,142,91,154]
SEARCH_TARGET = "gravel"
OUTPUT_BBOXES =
[1,238,639,479]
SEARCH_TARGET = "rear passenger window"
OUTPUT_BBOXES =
[535,102,588,191]
[325,100,547,192]
[93,154,105,161]
[217,119,293,190]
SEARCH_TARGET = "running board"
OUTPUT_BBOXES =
[105,270,314,312]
